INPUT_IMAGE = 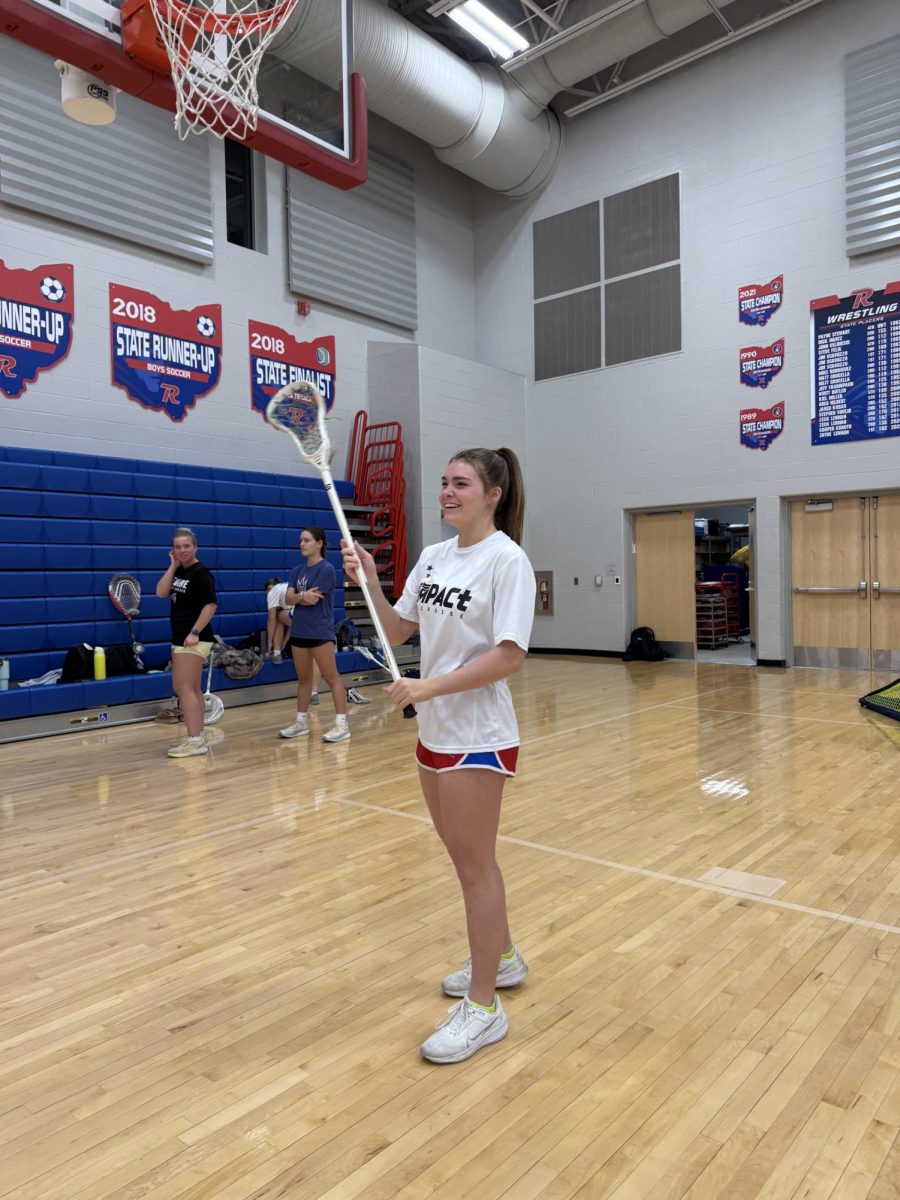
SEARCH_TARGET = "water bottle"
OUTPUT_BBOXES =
[93,645,107,681]
[0,657,8,691]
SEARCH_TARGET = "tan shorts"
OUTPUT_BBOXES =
[172,642,212,659]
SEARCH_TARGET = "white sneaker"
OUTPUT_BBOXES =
[420,995,508,1064]
[322,721,350,743]
[442,946,529,997]
[279,718,309,738]
[167,735,208,758]
[347,687,372,705]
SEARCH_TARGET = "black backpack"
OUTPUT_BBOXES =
[623,626,667,662]
[105,643,146,676]
[335,619,362,651]
[60,643,93,683]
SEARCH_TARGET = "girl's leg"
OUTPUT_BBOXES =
[276,612,291,653]
[266,611,277,655]
[311,643,346,715]
[291,645,315,712]
[435,768,512,1006]
[171,652,205,737]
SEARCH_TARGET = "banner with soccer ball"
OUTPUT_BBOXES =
[109,283,222,423]
[0,259,74,399]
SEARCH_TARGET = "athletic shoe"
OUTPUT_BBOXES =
[322,722,350,743]
[442,946,529,997]
[309,692,319,706]
[279,718,310,738]
[155,705,183,724]
[420,995,508,1064]
[347,687,372,705]
[167,736,208,758]
[271,650,283,664]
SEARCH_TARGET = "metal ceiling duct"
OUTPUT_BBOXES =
[271,0,764,196]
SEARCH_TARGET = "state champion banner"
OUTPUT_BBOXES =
[740,339,784,389]
[248,321,335,418]
[0,260,74,399]
[110,284,222,422]
[740,402,784,451]
[738,275,783,327]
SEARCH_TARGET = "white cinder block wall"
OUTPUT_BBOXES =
[471,0,900,661]
[0,89,478,480]
[369,342,525,563]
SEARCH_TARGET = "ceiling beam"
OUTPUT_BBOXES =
[563,0,828,117]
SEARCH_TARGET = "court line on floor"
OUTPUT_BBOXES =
[677,704,868,728]
[0,685,735,898]
[328,794,900,938]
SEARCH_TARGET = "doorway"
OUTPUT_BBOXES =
[694,503,754,665]
[790,494,900,670]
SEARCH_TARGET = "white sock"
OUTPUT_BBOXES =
[296,711,308,720]
[336,713,348,726]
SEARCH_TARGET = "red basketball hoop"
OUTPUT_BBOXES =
[124,0,300,140]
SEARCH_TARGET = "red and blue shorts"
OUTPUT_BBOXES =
[415,740,519,777]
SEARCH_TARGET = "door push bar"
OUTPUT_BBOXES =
[792,582,868,597]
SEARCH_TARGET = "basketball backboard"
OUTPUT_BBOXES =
[0,0,367,188]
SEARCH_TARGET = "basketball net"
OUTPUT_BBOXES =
[150,0,300,140]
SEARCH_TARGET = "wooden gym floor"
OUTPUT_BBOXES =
[2,656,900,1200]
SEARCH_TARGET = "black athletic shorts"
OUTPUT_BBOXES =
[289,637,334,649]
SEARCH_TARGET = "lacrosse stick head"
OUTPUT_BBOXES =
[266,381,333,470]
[109,573,141,616]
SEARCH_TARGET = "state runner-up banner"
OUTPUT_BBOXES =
[110,284,222,422]
[740,402,784,451]
[738,275,783,327]
[248,321,335,417]
[740,339,784,389]
[0,260,74,399]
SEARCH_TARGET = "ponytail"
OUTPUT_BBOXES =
[449,446,525,544]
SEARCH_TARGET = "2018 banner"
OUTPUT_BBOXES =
[248,321,335,417]
[110,284,222,422]
[740,402,784,450]
[740,339,784,388]
[0,260,74,399]
[738,275,783,327]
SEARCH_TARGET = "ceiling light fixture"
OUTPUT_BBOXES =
[446,1,529,59]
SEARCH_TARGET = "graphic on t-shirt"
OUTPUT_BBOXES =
[416,578,473,617]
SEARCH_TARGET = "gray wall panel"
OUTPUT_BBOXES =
[604,174,680,279]
[605,265,681,366]
[533,202,601,299]
[0,39,213,265]
[288,150,417,330]
[845,35,900,257]
[534,287,602,381]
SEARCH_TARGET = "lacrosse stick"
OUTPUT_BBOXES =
[265,381,415,718]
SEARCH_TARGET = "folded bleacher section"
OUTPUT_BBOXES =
[0,445,370,724]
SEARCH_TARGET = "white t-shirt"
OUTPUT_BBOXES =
[266,582,290,610]
[393,530,536,753]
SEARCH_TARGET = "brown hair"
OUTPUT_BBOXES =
[449,447,525,544]
[172,526,197,547]
[301,526,328,553]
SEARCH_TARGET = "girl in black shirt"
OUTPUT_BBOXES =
[155,526,217,758]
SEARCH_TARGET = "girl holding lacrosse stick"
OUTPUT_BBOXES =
[342,448,535,1064]
[279,526,350,743]
[156,527,217,759]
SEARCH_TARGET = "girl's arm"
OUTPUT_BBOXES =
[155,552,177,599]
[386,641,525,709]
[341,541,418,646]
[184,603,217,646]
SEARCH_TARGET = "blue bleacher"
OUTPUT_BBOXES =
[0,445,356,720]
